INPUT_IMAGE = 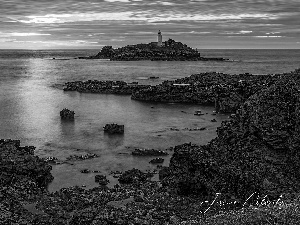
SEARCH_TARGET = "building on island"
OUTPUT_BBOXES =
[157,30,162,47]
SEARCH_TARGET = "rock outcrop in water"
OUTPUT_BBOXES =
[132,148,169,156]
[160,69,300,201]
[63,71,288,113]
[132,71,282,113]
[60,108,75,120]
[103,123,124,134]
[63,80,149,95]
[90,39,229,61]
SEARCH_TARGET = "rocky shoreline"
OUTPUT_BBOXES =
[63,70,299,113]
[63,80,148,95]
[2,69,300,224]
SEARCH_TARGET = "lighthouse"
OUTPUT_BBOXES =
[157,30,162,47]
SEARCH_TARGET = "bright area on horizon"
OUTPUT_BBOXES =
[0,0,299,50]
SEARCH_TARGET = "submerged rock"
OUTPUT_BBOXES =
[132,148,168,156]
[149,157,164,164]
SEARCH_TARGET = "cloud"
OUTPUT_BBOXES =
[16,11,277,25]
[254,36,283,38]
[0,32,51,37]
[239,30,252,34]
[104,0,130,2]
[0,0,299,49]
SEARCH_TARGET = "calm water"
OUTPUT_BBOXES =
[1,49,300,192]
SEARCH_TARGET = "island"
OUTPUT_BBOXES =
[86,31,229,61]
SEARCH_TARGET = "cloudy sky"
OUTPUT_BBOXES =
[0,0,299,49]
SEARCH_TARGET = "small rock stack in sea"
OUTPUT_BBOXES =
[103,123,124,134]
[60,108,75,120]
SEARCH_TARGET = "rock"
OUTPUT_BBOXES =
[131,71,283,113]
[63,79,148,95]
[118,168,152,184]
[42,156,58,163]
[149,158,164,164]
[211,119,217,122]
[66,153,99,161]
[132,148,168,156]
[91,38,228,61]
[103,123,124,134]
[80,169,91,173]
[60,108,75,120]
[159,69,300,201]
[95,175,109,185]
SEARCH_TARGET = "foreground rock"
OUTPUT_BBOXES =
[1,134,300,224]
[0,139,53,224]
[160,69,300,202]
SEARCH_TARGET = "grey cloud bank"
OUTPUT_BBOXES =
[0,0,299,49]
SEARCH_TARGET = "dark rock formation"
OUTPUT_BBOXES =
[160,69,300,201]
[103,123,124,134]
[80,169,91,173]
[0,139,54,224]
[62,71,285,114]
[66,153,99,161]
[132,71,282,113]
[60,108,75,120]
[63,80,148,95]
[0,139,53,188]
[90,39,229,61]
[95,175,109,185]
[132,148,169,156]
[118,168,152,184]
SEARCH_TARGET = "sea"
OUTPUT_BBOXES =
[1,49,300,192]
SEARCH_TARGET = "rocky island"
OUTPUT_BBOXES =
[87,31,229,61]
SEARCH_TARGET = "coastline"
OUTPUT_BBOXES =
[1,68,300,224]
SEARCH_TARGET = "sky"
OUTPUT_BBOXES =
[0,0,299,49]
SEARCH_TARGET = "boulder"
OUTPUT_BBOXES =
[60,108,75,120]
[103,124,124,134]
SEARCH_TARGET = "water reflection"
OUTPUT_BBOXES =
[60,120,75,137]
[103,133,125,149]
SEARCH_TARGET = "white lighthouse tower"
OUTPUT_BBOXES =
[157,30,162,47]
